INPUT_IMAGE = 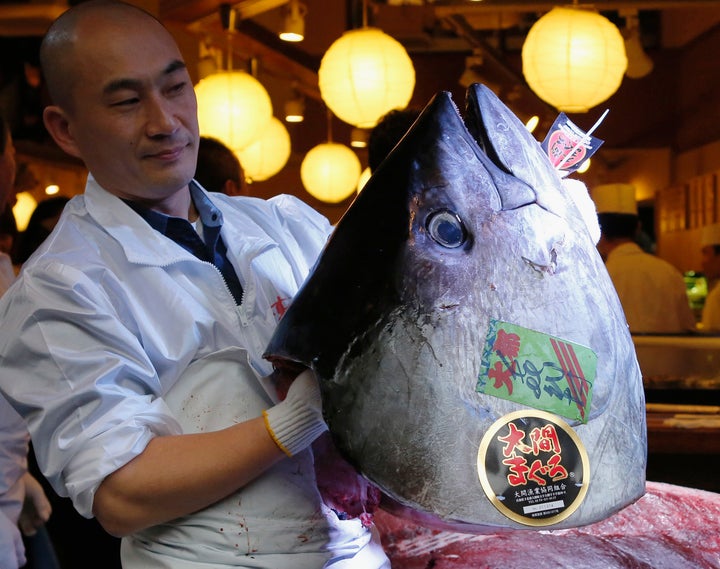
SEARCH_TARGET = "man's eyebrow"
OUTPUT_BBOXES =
[103,77,142,96]
[165,59,188,76]
[102,60,188,96]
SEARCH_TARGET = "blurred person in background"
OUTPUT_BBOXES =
[0,114,56,569]
[0,203,18,287]
[0,115,18,292]
[195,136,245,196]
[14,190,121,569]
[593,183,696,334]
[14,196,70,265]
[699,222,720,332]
[367,108,421,173]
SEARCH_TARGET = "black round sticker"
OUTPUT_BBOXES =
[477,410,589,526]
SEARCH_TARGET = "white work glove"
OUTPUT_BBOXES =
[263,369,328,457]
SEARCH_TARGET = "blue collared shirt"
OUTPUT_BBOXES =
[124,183,244,304]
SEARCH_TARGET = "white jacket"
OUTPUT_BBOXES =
[0,396,28,569]
[605,242,696,334]
[0,252,14,296]
[0,176,389,568]
[0,251,29,569]
[701,280,720,331]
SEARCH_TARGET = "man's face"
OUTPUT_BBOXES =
[0,130,17,212]
[58,13,199,206]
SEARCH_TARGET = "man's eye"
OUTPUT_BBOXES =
[111,97,139,107]
[168,81,187,95]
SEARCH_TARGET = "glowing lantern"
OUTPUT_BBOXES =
[521,7,627,113]
[356,166,372,194]
[12,192,37,232]
[301,143,361,203]
[237,118,291,182]
[195,71,273,151]
[318,28,415,128]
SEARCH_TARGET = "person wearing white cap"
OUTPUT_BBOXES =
[593,183,696,334]
[699,223,720,331]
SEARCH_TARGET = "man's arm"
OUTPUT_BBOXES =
[93,416,283,536]
[93,369,326,536]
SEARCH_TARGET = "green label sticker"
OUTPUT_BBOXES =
[477,319,596,423]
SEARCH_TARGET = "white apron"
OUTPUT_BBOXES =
[120,348,389,569]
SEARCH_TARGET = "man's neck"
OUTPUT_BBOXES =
[598,236,635,261]
[130,188,196,221]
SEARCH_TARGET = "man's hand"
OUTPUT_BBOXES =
[263,368,328,456]
[19,472,52,536]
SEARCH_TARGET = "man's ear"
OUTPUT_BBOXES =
[43,105,82,159]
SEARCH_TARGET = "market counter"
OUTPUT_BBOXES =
[633,334,720,455]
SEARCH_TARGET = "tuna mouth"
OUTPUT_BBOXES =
[463,105,538,212]
[463,83,567,218]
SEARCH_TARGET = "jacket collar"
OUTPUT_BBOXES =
[82,175,274,266]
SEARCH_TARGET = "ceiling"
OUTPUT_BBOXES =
[4,0,720,217]
[160,0,720,125]
[159,0,720,193]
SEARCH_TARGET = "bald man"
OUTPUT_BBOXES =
[0,2,389,567]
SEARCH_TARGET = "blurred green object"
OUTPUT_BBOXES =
[684,271,708,319]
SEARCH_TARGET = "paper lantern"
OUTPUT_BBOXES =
[356,166,372,194]
[318,27,415,128]
[522,7,628,113]
[237,117,291,182]
[195,71,273,151]
[300,143,361,203]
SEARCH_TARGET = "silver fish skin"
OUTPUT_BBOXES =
[264,83,646,533]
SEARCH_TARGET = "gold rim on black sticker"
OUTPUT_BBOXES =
[477,410,590,527]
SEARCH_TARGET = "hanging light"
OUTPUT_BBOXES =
[318,0,415,130]
[279,0,306,42]
[237,117,292,182]
[301,108,361,203]
[525,115,540,133]
[195,7,273,151]
[577,158,591,174]
[356,166,372,194]
[350,127,369,148]
[301,143,361,203]
[621,10,653,79]
[284,87,305,123]
[195,70,273,152]
[12,192,37,232]
[623,31,653,79]
[521,6,628,113]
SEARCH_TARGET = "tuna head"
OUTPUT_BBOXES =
[264,84,646,533]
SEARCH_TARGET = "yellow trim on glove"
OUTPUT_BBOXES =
[263,409,293,457]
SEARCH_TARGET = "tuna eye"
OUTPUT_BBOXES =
[426,209,467,248]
